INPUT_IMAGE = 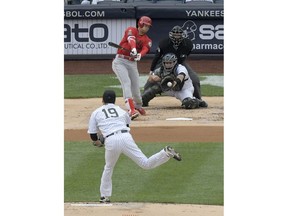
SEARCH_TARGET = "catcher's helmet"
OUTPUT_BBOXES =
[162,53,178,73]
[102,90,116,104]
[169,25,185,47]
[138,16,152,28]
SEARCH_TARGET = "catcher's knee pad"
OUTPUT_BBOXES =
[181,97,199,109]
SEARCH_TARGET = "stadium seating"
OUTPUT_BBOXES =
[126,0,183,5]
[67,0,223,5]
[90,0,126,4]
[150,1,183,5]
[81,0,91,4]
[184,0,214,3]
[67,0,81,4]
[125,0,157,4]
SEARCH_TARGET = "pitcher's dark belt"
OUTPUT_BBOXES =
[116,54,135,61]
[106,130,128,138]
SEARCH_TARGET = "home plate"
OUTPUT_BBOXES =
[71,203,113,207]
[166,117,193,121]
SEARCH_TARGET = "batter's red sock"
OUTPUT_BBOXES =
[125,98,136,113]
[125,98,139,120]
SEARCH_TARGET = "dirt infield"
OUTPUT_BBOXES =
[64,96,223,142]
[64,203,223,216]
[64,96,224,216]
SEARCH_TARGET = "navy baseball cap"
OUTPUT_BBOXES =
[102,90,116,103]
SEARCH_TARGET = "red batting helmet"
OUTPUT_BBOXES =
[138,16,152,28]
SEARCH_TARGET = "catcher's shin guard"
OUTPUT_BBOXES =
[181,97,199,109]
[142,85,162,107]
[142,88,155,107]
[143,80,154,91]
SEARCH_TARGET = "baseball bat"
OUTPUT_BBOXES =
[108,42,131,52]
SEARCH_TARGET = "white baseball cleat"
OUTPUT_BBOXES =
[164,146,182,161]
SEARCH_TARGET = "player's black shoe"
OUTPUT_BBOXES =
[198,99,208,108]
[99,196,110,203]
[164,146,182,161]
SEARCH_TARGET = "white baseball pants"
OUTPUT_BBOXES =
[100,132,170,197]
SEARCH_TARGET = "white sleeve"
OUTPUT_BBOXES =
[125,112,131,125]
[87,111,98,134]
[176,64,189,77]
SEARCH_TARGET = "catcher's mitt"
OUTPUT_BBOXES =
[92,134,105,147]
[160,75,175,91]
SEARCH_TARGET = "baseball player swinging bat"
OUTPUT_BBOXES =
[108,42,131,52]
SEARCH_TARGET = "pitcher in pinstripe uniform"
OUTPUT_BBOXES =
[88,90,182,203]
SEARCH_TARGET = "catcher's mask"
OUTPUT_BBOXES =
[169,25,185,47]
[162,53,178,73]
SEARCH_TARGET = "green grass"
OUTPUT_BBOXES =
[64,141,223,205]
[64,73,224,204]
[64,74,223,98]
[201,84,223,96]
[64,74,123,98]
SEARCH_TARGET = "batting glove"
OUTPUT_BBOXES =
[130,48,137,57]
[134,53,141,61]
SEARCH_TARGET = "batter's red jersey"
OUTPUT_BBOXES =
[118,27,152,57]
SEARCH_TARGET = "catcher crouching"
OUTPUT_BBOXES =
[142,53,202,109]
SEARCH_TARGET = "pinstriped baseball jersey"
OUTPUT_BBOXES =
[87,99,173,199]
[88,103,131,138]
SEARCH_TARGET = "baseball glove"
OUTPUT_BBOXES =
[160,75,176,92]
[92,134,105,147]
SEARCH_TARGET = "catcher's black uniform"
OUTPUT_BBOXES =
[149,38,202,100]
